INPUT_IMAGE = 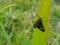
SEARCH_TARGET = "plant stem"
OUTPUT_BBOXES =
[32,0,52,45]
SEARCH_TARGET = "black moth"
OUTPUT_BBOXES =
[33,18,45,32]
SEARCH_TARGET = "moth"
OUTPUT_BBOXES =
[33,18,45,32]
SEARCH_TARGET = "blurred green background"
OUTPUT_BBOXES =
[0,0,60,45]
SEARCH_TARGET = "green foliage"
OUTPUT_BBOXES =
[55,0,60,5]
[0,0,60,45]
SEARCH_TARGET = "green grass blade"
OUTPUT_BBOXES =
[32,0,52,45]
[0,22,12,45]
